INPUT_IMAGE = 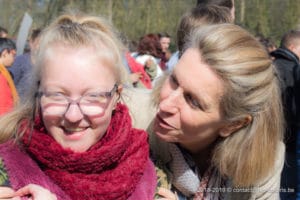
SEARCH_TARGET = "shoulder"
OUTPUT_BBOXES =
[0,73,10,88]
[249,141,285,199]
[166,51,179,71]
[14,53,31,64]
[227,142,285,200]
[0,142,24,187]
[122,87,156,130]
[128,159,157,200]
[10,54,31,70]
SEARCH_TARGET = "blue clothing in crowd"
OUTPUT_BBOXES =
[9,53,32,101]
[166,51,179,71]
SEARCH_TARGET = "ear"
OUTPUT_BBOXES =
[219,115,252,137]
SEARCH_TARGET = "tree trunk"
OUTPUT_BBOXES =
[240,0,245,23]
[108,0,113,23]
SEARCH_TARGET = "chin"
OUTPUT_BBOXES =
[62,143,90,153]
[154,130,178,143]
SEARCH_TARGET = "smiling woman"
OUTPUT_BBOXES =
[0,13,156,200]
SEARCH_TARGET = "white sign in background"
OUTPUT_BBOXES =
[16,12,32,56]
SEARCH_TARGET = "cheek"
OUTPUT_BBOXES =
[180,112,223,140]
[91,114,111,131]
[41,113,61,136]
[93,113,114,142]
[90,104,115,132]
[179,111,200,132]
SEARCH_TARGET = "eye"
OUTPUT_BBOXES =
[44,92,66,101]
[83,93,108,104]
[184,93,202,110]
[169,74,179,88]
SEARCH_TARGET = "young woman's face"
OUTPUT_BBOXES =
[40,45,118,152]
[153,48,227,153]
[160,37,171,53]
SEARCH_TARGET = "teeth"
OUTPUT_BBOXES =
[64,128,86,132]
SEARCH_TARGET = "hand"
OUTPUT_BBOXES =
[0,187,18,200]
[156,187,178,200]
[130,72,142,83]
[15,184,57,200]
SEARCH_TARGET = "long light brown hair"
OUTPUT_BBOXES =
[187,24,283,186]
[153,23,284,187]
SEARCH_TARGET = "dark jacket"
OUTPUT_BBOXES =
[271,48,300,152]
[9,53,32,101]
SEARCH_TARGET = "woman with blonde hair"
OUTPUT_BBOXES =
[0,13,156,199]
[125,23,285,200]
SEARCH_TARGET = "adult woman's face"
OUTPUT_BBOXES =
[40,45,118,152]
[153,48,227,153]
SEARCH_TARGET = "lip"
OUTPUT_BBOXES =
[64,127,87,132]
[156,114,178,130]
[62,127,88,140]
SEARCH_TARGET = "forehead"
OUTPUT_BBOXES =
[41,45,117,86]
[174,48,224,106]
[160,37,170,42]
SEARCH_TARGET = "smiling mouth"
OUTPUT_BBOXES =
[156,114,177,130]
[63,127,87,134]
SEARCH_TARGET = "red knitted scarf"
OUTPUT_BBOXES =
[22,103,149,200]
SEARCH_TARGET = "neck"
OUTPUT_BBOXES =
[190,148,212,176]
[180,141,218,176]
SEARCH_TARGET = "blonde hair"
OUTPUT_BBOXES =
[153,23,284,187]
[0,13,127,143]
[186,24,284,187]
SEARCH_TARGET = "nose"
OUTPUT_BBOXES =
[64,103,84,123]
[159,88,182,114]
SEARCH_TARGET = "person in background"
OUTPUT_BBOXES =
[271,29,300,200]
[0,38,18,115]
[261,37,277,53]
[9,28,42,101]
[197,0,235,21]
[158,32,171,55]
[167,0,235,70]
[256,35,277,59]
[0,13,156,200]
[120,34,152,89]
[158,32,171,71]
[124,52,152,89]
[125,23,285,200]
[167,4,232,71]
[132,33,164,85]
[0,26,8,38]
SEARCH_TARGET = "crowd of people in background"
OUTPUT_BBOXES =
[0,0,300,199]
